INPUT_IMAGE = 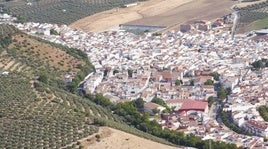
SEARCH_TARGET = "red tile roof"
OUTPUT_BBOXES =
[247,120,268,130]
[179,99,208,112]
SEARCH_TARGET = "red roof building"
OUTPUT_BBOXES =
[179,99,208,114]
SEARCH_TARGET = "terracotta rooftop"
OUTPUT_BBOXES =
[247,120,268,130]
[179,99,208,112]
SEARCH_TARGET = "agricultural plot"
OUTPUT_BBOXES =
[235,0,268,25]
[8,34,86,72]
[0,23,17,36]
[0,75,100,148]
[0,0,141,25]
[0,24,94,80]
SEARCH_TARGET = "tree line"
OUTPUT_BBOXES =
[85,94,238,149]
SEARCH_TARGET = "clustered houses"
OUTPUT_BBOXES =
[9,17,268,148]
[223,68,268,140]
[0,13,15,23]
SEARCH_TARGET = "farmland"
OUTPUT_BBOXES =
[0,24,94,80]
[0,75,99,148]
[236,0,268,23]
[0,0,141,25]
[244,17,268,31]
[70,0,235,32]
[235,0,268,32]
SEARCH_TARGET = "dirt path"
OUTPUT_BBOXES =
[70,0,235,32]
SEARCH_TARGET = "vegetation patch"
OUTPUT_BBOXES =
[246,17,268,31]
[0,74,99,148]
[258,105,268,121]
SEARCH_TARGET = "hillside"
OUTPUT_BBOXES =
[0,0,141,25]
[0,74,99,148]
[235,0,268,32]
[0,24,177,148]
[0,24,94,92]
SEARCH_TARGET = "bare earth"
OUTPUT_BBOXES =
[85,127,179,149]
[70,0,235,32]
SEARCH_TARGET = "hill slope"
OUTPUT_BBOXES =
[235,0,268,32]
[0,24,176,148]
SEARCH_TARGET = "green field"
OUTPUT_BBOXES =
[246,17,268,31]
[236,0,268,23]
[0,0,142,25]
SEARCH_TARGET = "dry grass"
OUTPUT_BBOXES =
[70,0,235,32]
[84,127,180,149]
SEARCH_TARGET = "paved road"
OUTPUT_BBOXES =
[231,11,240,39]
[209,101,219,119]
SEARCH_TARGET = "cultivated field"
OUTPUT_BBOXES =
[0,0,140,25]
[235,0,268,33]
[243,17,268,31]
[9,34,85,71]
[70,0,235,32]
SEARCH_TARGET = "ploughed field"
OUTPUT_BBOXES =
[70,0,235,32]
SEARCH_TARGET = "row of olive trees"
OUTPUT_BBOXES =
[0,75,100,148]
[1,0,140,24]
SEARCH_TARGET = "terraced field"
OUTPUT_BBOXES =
[0,0,141,25]
[0,23,17,35]
[0,55,31,72]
